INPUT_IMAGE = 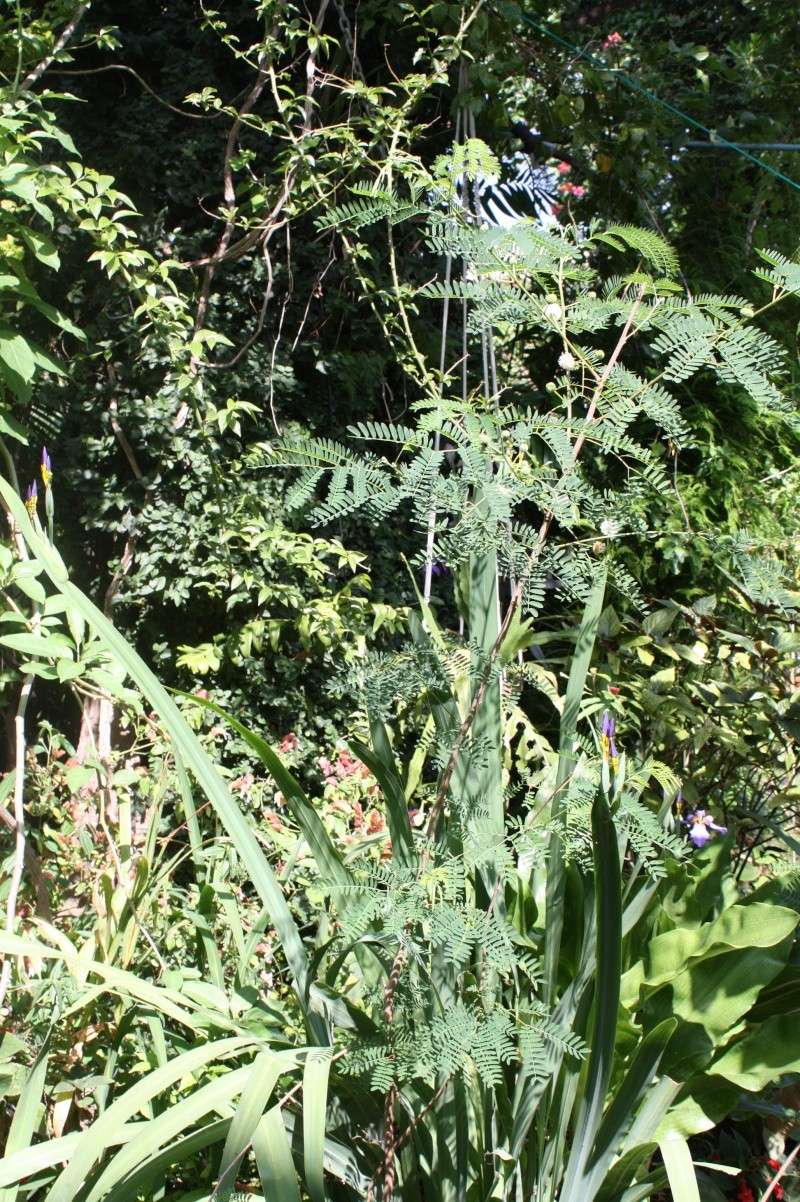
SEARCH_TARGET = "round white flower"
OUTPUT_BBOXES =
[558,351,576,371]
[600,517,620,539]
[543,302,562,322]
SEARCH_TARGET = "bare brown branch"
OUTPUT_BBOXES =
[21,3,91,90]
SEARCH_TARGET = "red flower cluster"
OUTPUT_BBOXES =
[735,1180,755,1202]
[559,180,587,199]
[603,31,623,48]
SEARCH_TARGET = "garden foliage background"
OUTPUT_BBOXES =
[1,1,800,1200]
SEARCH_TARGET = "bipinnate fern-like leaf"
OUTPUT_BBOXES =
[591,224,680,278]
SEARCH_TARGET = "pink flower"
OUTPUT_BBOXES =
[556,160,571,175]
[335,751,357,777]
[571,185,587,198]
[279,732,300,753]
[603,31,623,48]
[231,772,255,797]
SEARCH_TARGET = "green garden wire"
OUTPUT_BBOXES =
[496,2,800,194]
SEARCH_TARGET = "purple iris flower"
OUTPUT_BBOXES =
[683,808,728,848]
[40,447,52,488]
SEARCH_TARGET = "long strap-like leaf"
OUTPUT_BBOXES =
[254,1107,302,1202]
[583,1018,677,1199]
[45,1037,258,1202]
[350,719,416,868]
[303,1050,332,1202]
[181,693,352,898]
[559,787,622,1202]
[0,479,324,1043]
[659,1133,701,1202]
[215,1051,295,1202]
[0,1045,49,1202]
[543,562,608,1004]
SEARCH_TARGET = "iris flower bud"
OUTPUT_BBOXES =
[40,447,52,489]
[24,480,37,518]
[600,710,619,770]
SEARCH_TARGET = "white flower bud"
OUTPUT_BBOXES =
[543,302,562,322]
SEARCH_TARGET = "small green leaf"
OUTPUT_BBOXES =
[19,229,60,269]
[0,410,27,443]
[56,659,85,682]
[0,632,73,659]
[0,330,35,384]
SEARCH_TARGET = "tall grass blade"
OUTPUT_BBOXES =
[0,1135,81,1191]
[0,930,208,1031]
[84,1066,254,1202]
[108,1120,231,1202]
[586,1018,677,1198]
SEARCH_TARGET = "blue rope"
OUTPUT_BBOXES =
[499,2,800,194]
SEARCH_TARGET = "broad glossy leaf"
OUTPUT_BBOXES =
[709,1013,800,1090]
[621,902,798,1011]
